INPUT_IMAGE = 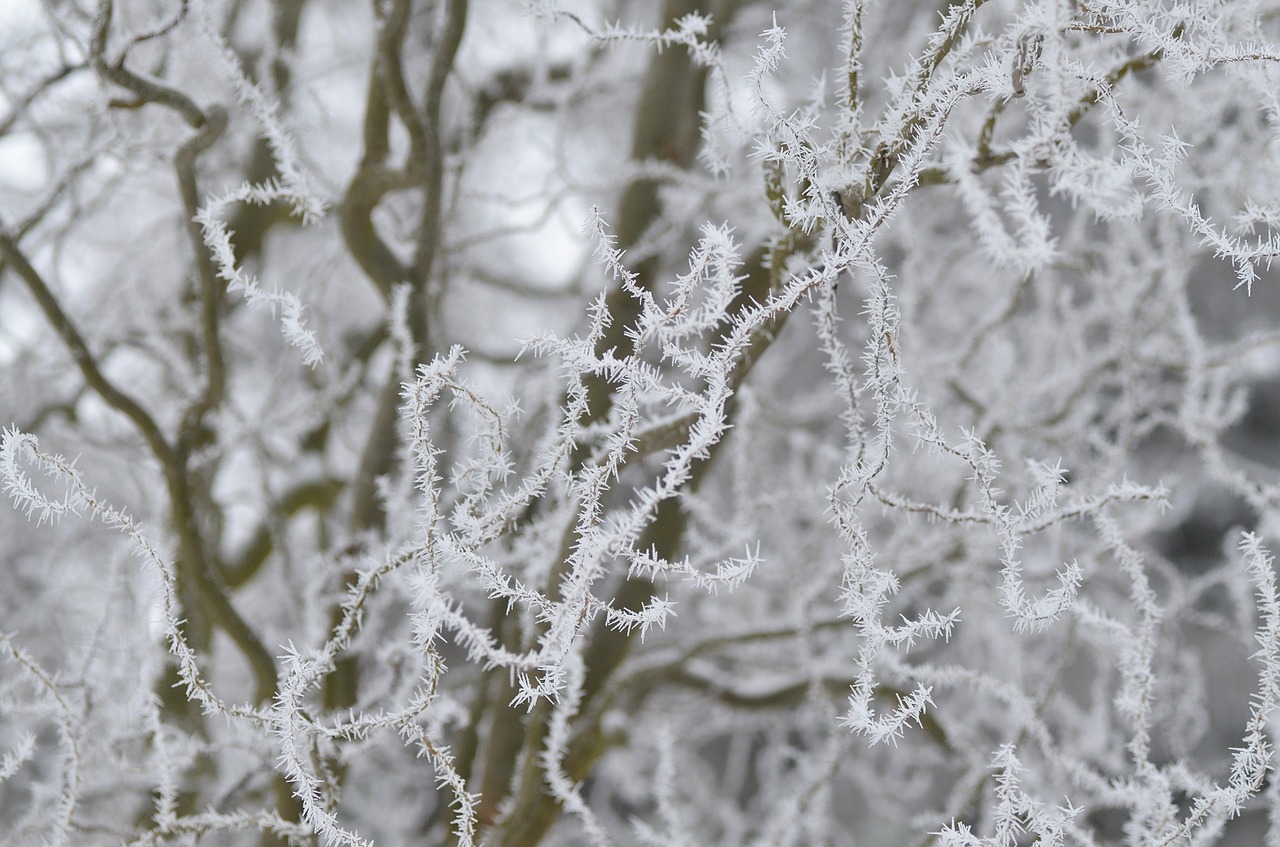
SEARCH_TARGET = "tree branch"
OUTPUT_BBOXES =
[0,224,175,467]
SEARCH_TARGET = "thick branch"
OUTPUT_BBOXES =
[174,105,230,441]
[224,0,310,263]
[339,8,409,299]
[410,0,469,296]
[0,225,175,467]
[91,0,207,128]
[0,225,277,707]
[221,478,345,588]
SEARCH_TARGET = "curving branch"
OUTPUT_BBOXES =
[0,223,278,710]
[90,0,207,128]
[915,30,1171,188]
[174,105,231,444]
[221,478,345,588]
[0,224,175,467]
